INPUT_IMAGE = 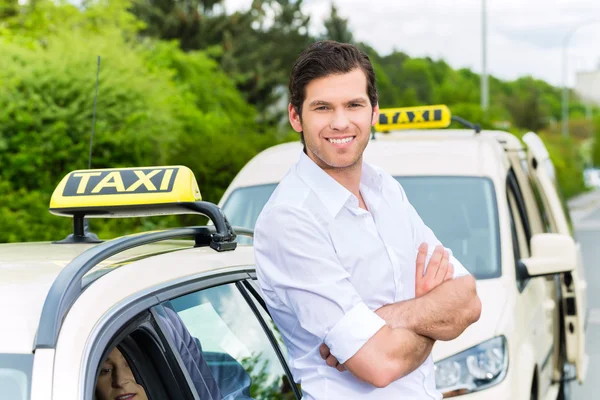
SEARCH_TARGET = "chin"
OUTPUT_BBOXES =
[325,156,361,169]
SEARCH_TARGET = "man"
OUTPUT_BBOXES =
[253,40,481,399]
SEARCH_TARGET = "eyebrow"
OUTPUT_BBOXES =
[308,98,368,107]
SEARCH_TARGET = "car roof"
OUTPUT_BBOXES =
[219,129,518,204]
[0,239,239,353]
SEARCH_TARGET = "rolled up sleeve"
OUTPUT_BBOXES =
[324,302,386,364]
[254,205,386,363]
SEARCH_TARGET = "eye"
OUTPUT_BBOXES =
[315,106,329,111]
[349,103,363,108]
[100,367,112,376]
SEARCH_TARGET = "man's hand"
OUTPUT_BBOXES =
[415,243,454,297]
[319,343,346,372]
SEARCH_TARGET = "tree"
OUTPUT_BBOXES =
[131,0,313,119]
[321,2,352,43]
[504,78,549,132]
[0,0,18,19]
[591,116,600,166]
[131,0,227,51]
[0,2,284,242]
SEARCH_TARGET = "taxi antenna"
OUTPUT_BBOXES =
[53,56,104,244]
[88,56,100,169]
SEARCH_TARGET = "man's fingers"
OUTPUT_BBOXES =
[326,354,339,368]
[444,263,454,281]
[416,242,428,279]
[319,343,330,360]
[434,249,450,282]
[426,245,444,278]
[336,364,347,372]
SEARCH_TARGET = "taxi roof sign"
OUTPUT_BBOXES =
[50,165,202,217]
[375,104,452,132]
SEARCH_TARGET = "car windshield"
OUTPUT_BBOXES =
[0,353,33,400]
[222,176,500,279]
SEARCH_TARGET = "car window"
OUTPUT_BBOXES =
[0,354,33,400]
[222,184,278,244]
[242,280,302,397]
[528,176,553,233]
[223,177,501,279]
[396,176,501,279]
[162,283,296,400]
[507,177,531,291]
[242,280,289,361]
[507,188,530,259]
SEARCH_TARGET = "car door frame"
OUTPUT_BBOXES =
[505,148,565,386]
[522,132,588,384]
[78,268,300,400]
[506,167,556,398]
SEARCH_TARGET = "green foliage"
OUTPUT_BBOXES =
[0,0,595,243]
[240,354,296,400]
[591,116,600,166]
[131,0,313,120]
[0,2,282,242]
[320,2,353,44]
[542,134,587,200]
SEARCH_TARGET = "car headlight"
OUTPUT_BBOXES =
[434,336,508,397]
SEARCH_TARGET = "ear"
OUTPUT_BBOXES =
[288,103,303,133]
[371,103,380,127]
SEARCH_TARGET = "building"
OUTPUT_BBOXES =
[575,63,600,106]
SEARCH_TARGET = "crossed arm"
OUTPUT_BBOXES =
[254,205,481,389]
[321,244,481,387]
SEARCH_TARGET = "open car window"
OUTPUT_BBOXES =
[157,283,297,400]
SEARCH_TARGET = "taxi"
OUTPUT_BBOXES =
[0,166,299,399]
[217,105,589,400]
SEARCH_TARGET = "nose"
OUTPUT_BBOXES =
[112,368,131,388]
[329,108,350,131]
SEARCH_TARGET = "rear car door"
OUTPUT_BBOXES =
[76,270,300,400]
[522,132,589,383]
[152,280,299,399]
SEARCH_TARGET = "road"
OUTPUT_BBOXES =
[568,190,600,399]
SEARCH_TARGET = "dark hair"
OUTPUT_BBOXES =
[289,40,378,117]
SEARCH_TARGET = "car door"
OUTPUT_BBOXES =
[507,170,555,397]
[80,272,300,400]
[522,132,589,383]
[152,281,300,400]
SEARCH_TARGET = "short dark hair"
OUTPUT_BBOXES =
[289,40,378,117]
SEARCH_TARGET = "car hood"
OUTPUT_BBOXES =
[431,278,509,362]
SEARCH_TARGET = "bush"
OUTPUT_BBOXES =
[0,29,281,242]
[542,134,587,199]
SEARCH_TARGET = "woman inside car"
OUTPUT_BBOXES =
[95,346,149,400]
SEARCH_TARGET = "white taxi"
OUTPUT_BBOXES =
[0,166,299,400]
[218,105,589,400]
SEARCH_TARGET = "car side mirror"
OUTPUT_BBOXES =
[520,233,576,277]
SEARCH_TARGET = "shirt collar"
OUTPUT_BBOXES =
[295,151,384,218]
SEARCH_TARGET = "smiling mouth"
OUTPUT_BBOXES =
[115,394,136,400]
[326,136,355,144]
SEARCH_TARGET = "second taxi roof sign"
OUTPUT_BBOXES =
[375,104,452,132]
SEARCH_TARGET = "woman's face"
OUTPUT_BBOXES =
[95,347,149,400]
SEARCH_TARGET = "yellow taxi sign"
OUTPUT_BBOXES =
[50,166,202,216]
[375,105,452,132]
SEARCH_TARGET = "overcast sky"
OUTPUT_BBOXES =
[225,0,600,87]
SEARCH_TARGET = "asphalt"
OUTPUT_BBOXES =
[568,190,600,399]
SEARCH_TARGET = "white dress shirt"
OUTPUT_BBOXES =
[253,151,470,399]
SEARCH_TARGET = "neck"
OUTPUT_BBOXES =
[323,159,363,199]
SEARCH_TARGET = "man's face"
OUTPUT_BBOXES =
[289,68,379,171]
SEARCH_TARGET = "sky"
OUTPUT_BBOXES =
[224,0,600,87]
